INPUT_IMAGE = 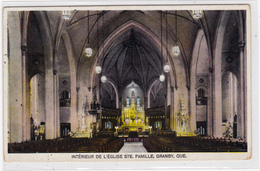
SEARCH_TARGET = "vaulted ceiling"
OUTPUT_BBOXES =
[40,10,223,108]
[43,10,222,79]
[27,9,245,108]
[102,29,162,93]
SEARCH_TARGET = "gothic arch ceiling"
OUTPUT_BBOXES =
[42,10,224,88]
[102,29,162,93]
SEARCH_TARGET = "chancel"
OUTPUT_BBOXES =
[6,9,248,153]
[119,82,149,135]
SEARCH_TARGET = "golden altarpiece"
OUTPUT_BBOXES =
[118,86,149,133]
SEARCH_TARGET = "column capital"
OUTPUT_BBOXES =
[239,41,245,51]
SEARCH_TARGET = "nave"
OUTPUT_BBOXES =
[6,9,248,155]
[119,142,147,153]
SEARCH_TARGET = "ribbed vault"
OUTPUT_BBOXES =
[102,29,163,93]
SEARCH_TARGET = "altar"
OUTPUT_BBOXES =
[118,83,149,133]
[176,95,195,136]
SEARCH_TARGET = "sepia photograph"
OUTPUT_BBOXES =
[3,5,251,163]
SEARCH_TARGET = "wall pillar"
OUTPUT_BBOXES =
[8,12,23,143]
[34,11,55,139]
[189,85,196,133]
[170,87,174,131]
[54,70,60,138]
[45,68,55,139]
[207,72,213,136]
[238,41,245,138]
[173,88,179,132]
[213,64,223,137]
[21,11,31,141]
[62,31,77,133]
[70,84,77,133]
[212,11,232,138]
[76,87,80,132]
[244,43,247,139]
[21,46,30,141]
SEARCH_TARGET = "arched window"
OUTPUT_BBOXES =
[105,121,112,130]
[61,90,70,99]
[137,97,140,106]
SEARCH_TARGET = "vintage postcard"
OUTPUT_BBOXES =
[3,5,251,163]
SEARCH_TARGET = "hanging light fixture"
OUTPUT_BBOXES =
[173,10,180,56]
[95,11,102,74]
[101,76,107,83]
[173,46,180,56]
[85,11,93,57]
[159,74,165,82]
[163,10,170,73]
[164,62,170,73]
[62,10,71,20]
[96,66,102,74]
[85,47,93,57]
[192,10,203,19]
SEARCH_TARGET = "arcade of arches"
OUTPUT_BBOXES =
[7,9,247,152]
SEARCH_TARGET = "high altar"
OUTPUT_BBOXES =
[118,90,149,133]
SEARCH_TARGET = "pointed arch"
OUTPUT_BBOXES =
[90,20,177,91]
[190,28,209,134]
[213,11,232,137]
[62,30,77,132]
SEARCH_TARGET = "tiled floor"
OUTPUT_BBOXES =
[119,142,147,153]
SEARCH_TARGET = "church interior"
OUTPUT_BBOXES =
[6,9,248,153]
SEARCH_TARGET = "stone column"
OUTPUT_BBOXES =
[207,70,213,136]
[70,84,77,133]
[21,46,29,141]
[213,62,223,137]
[189,86,196,134]
[173,87,179,132]
[170,87,174,131]
[189,78,196,134]
[21,11,30,141]
[76,87,80,132]
[8,11,23,143]
[238,41,245,138]
[243,42,247,139]
[53,70,60,138]
[45,68,55,139]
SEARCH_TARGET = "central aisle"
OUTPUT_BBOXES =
[119,142,147,153]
